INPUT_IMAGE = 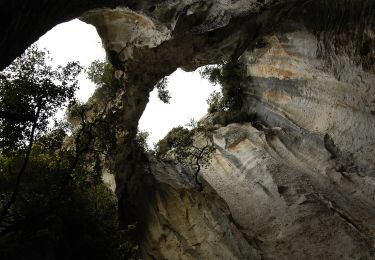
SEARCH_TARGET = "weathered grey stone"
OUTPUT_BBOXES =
[1,0,375,259]
[84,1,375,259]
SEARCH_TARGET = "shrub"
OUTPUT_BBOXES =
[0,132,139,260]
[200,62,245,112]
[135,130,151,153]
[155,77,171,104]
[154,124,214,191]
[154,126,193,161]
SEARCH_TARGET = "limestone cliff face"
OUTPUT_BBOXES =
[119,152,261,259]
[81,1,375,259]
[118,30,375,258]
[2,0,375,259]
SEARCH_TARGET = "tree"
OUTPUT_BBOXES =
[200,62,257,126]
[134,130,151,153]
[0,45,82,225]
[200,62,245,112]
[0,44,81,153]
[206,90,227,113]
[155,77,171,104]
[86,59,114,87]
[0,46,140,259]
[0,136,138,259]
[155,122,214,191]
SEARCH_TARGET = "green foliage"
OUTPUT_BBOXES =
[0,136,138,259]
[85,60,122,110]
[86,59,114,87]
[0,44,82,153]
[135,130,150,153]
[200,62,256,126]
[154,126,194,162]
[155,77,171,104]
[200,62,245,113]
[206,90,227,113]
[65,96,118,160]
[0,47,139,259]
[154,123,214,191]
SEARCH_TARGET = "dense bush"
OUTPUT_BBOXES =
[135,130,151,153]
[154,126,194,161]
[0,132,139,260]
[155,77,171,104]
[154,123,214,191]
[200,62,245,113]
[86,60,114,87]
[200,62,257,126]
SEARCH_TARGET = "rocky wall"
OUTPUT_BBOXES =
[1,0,375,259]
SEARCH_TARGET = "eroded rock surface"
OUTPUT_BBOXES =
[120,152,261,259]
[83,1,375,259]
[1,0,375,259]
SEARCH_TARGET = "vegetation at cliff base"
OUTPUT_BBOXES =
[0,46,139,259]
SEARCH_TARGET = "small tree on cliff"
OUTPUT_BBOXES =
[154,120,215,191]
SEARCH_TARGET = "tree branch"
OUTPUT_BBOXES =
[0,106,41,225]
[193,145,210,192]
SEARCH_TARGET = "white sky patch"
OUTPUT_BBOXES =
[37,19,106,102]
[36,19,218,145]
[139,69,219,146]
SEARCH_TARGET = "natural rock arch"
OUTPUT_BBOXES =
[1,1,375,259]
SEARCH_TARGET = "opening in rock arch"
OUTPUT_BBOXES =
[139,69,219,146]
[37,19,105,102]
[37,19,219,147]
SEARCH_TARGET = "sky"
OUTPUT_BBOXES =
[37,19,218,146]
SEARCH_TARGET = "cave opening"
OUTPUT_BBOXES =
[139,68,219,147]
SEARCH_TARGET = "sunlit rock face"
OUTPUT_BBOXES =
[79,1,375,259]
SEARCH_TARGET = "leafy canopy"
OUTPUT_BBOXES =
[0,45,82,153]
[86,59,114,87]
[155,126,194,162]
[200,62,244,113]
[154,122,215,191]
[0,137,138,260]
[0,46,139,259]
